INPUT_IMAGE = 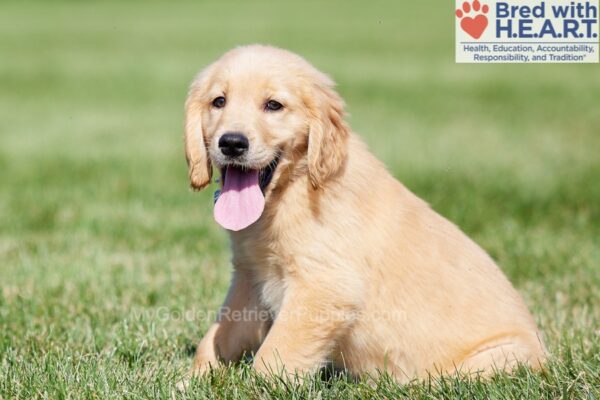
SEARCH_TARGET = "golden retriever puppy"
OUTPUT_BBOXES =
[183,45,546,383]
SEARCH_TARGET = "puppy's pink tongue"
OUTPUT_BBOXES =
[214,167,265,231]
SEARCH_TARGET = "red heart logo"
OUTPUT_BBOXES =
[460,15,488,39]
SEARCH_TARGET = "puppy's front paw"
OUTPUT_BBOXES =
[176,361,216,392]
[175,377,190,392]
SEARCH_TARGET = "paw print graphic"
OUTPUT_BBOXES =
[456,0,489,39]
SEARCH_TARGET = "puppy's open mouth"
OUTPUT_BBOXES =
[218,155,280,193]
[213,156,280,231]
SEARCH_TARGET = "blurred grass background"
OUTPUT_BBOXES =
[0,0,599,398]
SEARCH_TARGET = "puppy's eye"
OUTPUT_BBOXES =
[212,96,226,108]
[265,100,283,111]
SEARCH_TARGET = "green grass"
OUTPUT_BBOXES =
[1,0,599,398]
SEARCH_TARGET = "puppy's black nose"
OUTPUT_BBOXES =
[219,132,249,157]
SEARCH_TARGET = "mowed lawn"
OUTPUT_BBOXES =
[1,0,599,398]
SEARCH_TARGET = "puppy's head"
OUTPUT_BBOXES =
[184,45,349,193]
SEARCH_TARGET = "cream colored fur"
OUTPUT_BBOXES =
[182,45,547,383]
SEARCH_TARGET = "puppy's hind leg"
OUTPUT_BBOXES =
[459,335,546,377]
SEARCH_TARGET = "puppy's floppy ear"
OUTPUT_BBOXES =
[184,84,212,191]
[306,76,350,189]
